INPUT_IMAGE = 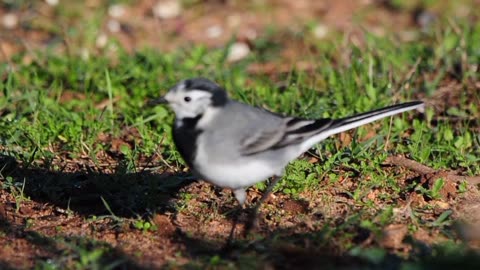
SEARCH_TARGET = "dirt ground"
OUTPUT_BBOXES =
[2,150,479,269]
[1,0,480,269]
[2,0,472,62]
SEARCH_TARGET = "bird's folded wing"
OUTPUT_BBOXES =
[239,128,284,155]
[240,117,333,155]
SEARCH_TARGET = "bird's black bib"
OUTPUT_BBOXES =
[172,115,203,167]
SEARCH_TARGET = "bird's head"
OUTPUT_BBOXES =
[149,78,228,119]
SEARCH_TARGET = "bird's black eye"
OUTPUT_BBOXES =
[184,96,191,102]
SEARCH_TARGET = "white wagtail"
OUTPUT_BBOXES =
[149,78,424,236]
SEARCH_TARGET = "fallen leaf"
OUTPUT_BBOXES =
[379,224,408,249]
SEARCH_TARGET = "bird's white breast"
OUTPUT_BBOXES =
[194,154,278,190]
[194,133,281,189]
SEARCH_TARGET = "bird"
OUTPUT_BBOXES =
[149,77,424,239]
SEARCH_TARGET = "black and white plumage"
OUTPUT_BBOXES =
[150,78,425,206]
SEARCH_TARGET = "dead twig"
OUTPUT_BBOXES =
[385,156,435,174]
[384,155,480,185]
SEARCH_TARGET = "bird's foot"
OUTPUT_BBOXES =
[243,207,260,237]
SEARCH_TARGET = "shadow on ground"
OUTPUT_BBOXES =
[173,225,480,270]
[2,154,480,269]
[0,154,194,268]
[0,154,191,218]
[0,213,149,269]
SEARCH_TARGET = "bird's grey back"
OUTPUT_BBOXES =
[200,100,285,158]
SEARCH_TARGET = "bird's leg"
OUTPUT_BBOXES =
[225,189,247,248]
[244,175,282,235]
[225,204,241,249]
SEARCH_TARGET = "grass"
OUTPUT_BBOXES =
[1,1,480,269]
[2,29,478,174]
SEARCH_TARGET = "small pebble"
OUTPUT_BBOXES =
[153,0,182,19]
[45,0,59,6]
[2,13,18,29]
[227,42,250,62]
[108,4,126,18]
[107,19,121,33]
[206,25,223,39]
[313,23,328,39]
[96,33,108,48]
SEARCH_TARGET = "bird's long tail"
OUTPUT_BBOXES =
[300,101,425,152]
[329,101,424,134]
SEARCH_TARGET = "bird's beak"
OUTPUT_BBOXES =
[147,96,168,106]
